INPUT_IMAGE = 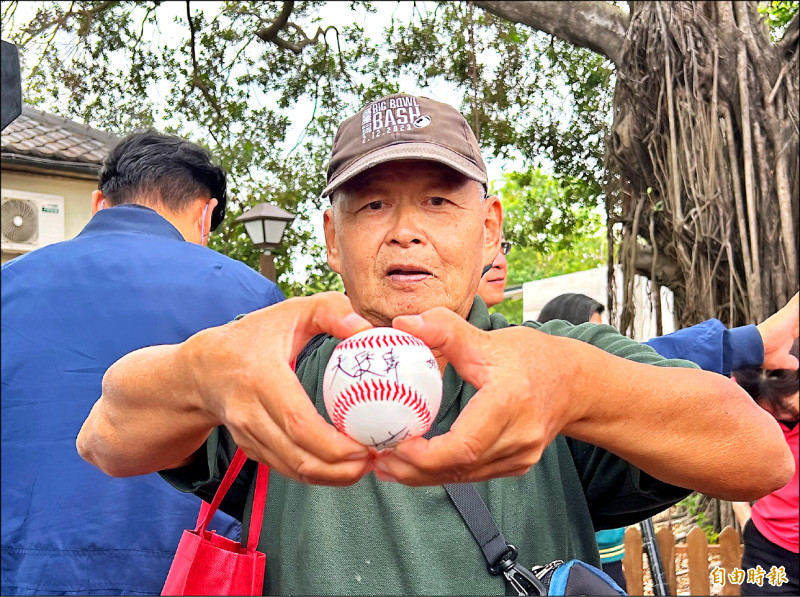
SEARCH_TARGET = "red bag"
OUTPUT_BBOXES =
[162,448,269,596]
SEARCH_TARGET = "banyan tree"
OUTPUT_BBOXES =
[477,1,799,330]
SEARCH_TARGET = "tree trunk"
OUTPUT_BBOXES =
[607,1,798,330]
[480,1,799,329]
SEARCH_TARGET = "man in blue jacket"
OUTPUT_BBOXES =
[1,130,285,595]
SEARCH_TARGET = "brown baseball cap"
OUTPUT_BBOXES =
[322,93,487,198]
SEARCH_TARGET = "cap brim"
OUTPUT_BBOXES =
[321,142,487,198]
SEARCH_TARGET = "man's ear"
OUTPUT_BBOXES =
[91,190,106,216]
[323,207,341,274]
[483,195,503,266]
[199,198,218,245]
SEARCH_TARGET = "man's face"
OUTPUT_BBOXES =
[477,242,509,308]
[324,160,502,327]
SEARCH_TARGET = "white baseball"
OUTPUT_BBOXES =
[322,327,442,450]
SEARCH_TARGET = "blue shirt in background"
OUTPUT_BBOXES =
[1,204,284,595]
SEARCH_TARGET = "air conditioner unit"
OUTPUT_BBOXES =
[1,189,66,254]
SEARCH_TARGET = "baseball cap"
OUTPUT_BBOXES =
[322,93,487,198]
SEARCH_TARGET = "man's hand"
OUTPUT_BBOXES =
[371,308,579,486]
[369,307,793,499]
[757,293,799,371]
[185,291,376,486]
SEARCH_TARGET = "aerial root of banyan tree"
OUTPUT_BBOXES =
[605,1,798,332]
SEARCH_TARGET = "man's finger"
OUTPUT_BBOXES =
[391,388,514,466]
[227,385,372,485]
[261,364,371,463]
[758,292,800,370]
[392,307,492,387]
[307,292,373,340]
[375,440,540,486]
[289,292,372,359]
[773,353,800,371]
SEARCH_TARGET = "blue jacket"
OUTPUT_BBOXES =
[1,204,284,596]
[645,318,763,376]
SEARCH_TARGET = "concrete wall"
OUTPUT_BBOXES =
[1,169,94,265]
[522,266,676,341]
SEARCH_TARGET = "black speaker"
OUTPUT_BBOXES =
[1,40,22,131]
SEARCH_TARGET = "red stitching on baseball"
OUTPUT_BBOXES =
[331,379,432,434]
[336,331,427,353]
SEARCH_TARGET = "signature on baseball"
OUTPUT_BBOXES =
[370,427,412,450]
[328,348,400,383]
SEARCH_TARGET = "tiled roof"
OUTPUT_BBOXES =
[1,105,119,170]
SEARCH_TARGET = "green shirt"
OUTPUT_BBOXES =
[162,297,696,595]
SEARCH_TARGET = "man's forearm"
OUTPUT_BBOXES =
[77,339,218,477]
[561,340,793,501]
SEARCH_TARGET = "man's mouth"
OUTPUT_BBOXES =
[386,265,432,284]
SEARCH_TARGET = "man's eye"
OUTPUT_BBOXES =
[364,201,383,210]
[430,197,448,206]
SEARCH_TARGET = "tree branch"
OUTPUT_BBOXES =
[629,242,683,288]
[254,0,335,55]
[467,2,481,141]
[183,1,224,147]
[473,0,629,65]
[19,0,119,46]
[255,0,294,43]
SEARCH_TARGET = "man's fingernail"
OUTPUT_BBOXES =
[346,451,368,460]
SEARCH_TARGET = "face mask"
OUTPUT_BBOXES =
[99,199,105,210]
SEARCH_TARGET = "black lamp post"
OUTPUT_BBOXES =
[235,202,294,282]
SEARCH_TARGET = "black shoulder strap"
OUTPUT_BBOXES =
[424,425,547,595]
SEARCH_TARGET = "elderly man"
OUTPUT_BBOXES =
[77,94,793,596]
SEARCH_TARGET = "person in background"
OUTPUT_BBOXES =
[537,292,800,590]
[1,130,285,595]
[538,293,798,374]
[733,339,799,596]
[538,292,605,325]
[477,236,511,308]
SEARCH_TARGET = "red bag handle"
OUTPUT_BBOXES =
[196,449,269,552]
[195,358,300,551]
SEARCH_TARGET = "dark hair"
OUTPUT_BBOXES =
[734,339,799,424]
[537,293,605,325]
[98,129,227,230]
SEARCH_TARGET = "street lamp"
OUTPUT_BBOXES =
[235,202,295,282]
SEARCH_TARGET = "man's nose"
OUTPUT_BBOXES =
[388,204,424,247]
